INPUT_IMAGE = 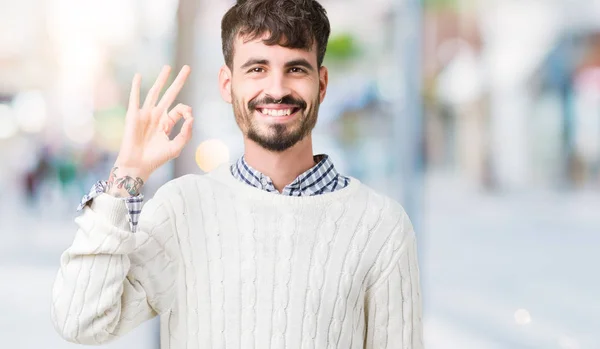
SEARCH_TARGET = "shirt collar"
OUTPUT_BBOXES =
[231,154,341,196]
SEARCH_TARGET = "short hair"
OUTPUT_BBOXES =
[221,0,331,69]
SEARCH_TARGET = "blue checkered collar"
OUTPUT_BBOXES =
[230,154,341,196]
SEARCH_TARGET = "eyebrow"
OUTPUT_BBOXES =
[240,59,269,70]
[239,58,315,72]
[285,59,315,72]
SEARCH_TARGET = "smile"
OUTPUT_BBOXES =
[256,107,301,117]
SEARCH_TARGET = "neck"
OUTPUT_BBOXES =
[243,135,316,192]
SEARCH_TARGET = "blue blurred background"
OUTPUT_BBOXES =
[1,0,599,348]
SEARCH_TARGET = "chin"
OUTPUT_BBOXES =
[247,128,305,152]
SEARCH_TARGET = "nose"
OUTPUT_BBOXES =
[264,72,291,101]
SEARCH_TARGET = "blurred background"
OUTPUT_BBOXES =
[1,0,599,348]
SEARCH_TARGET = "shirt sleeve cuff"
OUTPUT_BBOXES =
[77,180,145,233]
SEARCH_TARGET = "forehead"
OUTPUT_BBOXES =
[232,33,317,68]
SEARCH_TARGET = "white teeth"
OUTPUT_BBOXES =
[261,108,293,116]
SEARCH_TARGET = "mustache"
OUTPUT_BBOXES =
[248,95,307,111]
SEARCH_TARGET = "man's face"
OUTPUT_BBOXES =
[220,34,328,152]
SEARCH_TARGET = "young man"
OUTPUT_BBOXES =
[51,0,423,348]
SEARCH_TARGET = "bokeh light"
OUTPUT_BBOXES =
[63,110,95,145]
[0,104,18,140]
[514,309,532,325]
[13,91,48,133]
[195,139,230,172]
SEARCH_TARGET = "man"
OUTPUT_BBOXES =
[51,0,423,348]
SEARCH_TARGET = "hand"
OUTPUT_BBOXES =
[115,65,194,182]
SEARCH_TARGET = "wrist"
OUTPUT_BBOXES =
[105,166,148,198]
[111,164,150,183]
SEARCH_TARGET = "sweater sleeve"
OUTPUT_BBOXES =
[76,180,145,233]
[51,183,181,345]
[364,232,424,349]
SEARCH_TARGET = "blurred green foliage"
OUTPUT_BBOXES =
[423,0,461,10]
[325,33,360,62]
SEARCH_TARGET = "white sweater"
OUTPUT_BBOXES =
[51,164,423,349]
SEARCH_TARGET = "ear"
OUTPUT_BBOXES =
[318,66,329,103]
[219,65,233,104]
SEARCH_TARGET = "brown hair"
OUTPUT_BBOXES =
[221,0,331,69]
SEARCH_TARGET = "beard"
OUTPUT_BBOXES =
[232,91,319,152]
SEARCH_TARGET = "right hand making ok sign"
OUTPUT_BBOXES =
[113,65,194,185]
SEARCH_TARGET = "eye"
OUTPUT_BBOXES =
[289,67,306,74]
[248,67,264,73]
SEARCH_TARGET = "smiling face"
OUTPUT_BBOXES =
[219,34,328,152]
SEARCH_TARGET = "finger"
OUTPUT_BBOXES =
[160,115,176,135]
[163,104,192,134]
[169,115,194,156]
[128,74,142,111]
[156,65,191,112]
[142,65,172,110]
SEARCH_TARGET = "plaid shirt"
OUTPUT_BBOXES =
[78,154,349,232]
[77,180,144,232]
[231,154,349,196]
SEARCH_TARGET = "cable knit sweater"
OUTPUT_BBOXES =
[51,164,423,349]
